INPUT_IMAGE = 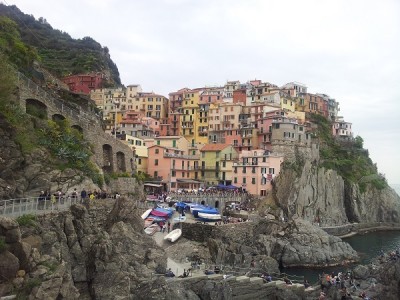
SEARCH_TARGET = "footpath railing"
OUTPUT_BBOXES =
[0,197,79,218]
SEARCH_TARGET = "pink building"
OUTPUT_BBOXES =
[147,145,201,192]
[233,149,284,195]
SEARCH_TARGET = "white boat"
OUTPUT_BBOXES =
[141,208,152,220]
[144,224,159,235]
[164,229,182,242]
[198,212,222,221]
[173,215,187,222]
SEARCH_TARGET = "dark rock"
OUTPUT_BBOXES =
[0,251,19,282]
[9,241,31,271]
[353,264,369,279]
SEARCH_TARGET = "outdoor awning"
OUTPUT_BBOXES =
[176,179,202,184]
[144,183,163,188]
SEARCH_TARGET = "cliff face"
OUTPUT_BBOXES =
[274,161,400,226]
[0,113,98,199]
[0,199,183,299]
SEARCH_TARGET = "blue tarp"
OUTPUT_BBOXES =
[216,184,238,190]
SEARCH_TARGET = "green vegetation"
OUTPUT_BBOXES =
[38,261,58,273]
[133,171,151,183]
[310,113,387,191]
[0,16,38,70]
[16,214,37,227]
[37,119,103,186]
[0,236,7,253]
[0,4,120,85]
[16,277,42,299]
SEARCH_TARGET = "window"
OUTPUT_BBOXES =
[155,149,159,154]
[155,159,158,166]
[138,158,142,165]
[172,140,176,147]
[182,172,185,177]
[234,177,237,183]
[252,178,256,184]
[242,178,246,184]
[269,168,275,174]
[242,167,246,173]
[157,140,160,145]
[202,152,205,158]
[154,171,158,177]
[234,167,237,173]
[252,167,256,173]
[172,170,176,177]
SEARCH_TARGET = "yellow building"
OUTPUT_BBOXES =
[133,92,169,120]
[280,92,296,113]
[200,144,238,186]
[181,89,201,145]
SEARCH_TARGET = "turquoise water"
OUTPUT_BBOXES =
[282,230,400,284]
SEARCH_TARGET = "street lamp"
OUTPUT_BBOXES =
[113,99,120,139]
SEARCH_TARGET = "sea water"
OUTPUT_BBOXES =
[282,230,400,284]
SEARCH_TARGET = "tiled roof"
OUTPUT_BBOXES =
[200,144,229,152]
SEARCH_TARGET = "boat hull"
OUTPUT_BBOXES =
[164,229,182,242]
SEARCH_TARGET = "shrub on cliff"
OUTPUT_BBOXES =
[310,113,387,191]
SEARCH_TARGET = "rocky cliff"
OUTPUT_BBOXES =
[0,113,98,199]
[0,199,184,299]
[182,219,358,269]
[273,160,400,227]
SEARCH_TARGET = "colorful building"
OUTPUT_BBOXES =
[200,144,238,186]
[63,73,104,94]
[233,149,284,195]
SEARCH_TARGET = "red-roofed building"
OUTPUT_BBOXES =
[62,73,104,94]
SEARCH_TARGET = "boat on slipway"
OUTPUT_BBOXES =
[197,212,222,221]
[141,208,152,220]
[173,215,187,222]
[144,224,160,235]
[164,229,182,242]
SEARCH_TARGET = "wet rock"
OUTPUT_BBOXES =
[353,264,370,279]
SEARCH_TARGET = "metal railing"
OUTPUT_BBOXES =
[0,196,79,218]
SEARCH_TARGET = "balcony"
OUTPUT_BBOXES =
[164,152,200,160]
[201,166,220,171]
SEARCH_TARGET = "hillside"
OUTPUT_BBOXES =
[0,4,121,86]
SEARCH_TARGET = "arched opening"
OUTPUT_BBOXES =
[71,125,83,135]
[102,144,113,174]
[201,200,205,205]
[116,151,126,172]
[52,114,66,123]
[215,201,219,209]
[26,98,47,119]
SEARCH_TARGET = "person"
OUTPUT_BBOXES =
[250,258,256,268]
[165,268,175,277]
[80,189,87,203]
[167,221,171,233]
[162,223,166,233]
[283,277,292,285]
[50,193,57,209]
[304,278,310,288]
[71,188,78,204]
[319,291,326,300]
[38,191,46,210]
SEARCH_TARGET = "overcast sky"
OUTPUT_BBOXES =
[6,0,400,184]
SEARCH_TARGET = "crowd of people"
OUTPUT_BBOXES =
[37,188,121,209]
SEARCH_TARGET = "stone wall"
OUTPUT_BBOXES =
[16,73,135,175]
[272,141,319,162]
[322,222,400,237]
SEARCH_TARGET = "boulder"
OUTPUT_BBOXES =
[353,264,370,279]
[21,235,42,251]
[0,251,19,282]
[0,217,21,243]
[9,241,32,271]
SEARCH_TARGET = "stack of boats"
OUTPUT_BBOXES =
[176,202,222,222]
[141,206,174,235]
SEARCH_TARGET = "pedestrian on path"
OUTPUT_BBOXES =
[167,221,171,233]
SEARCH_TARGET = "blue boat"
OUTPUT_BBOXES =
[192,206,219,218]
